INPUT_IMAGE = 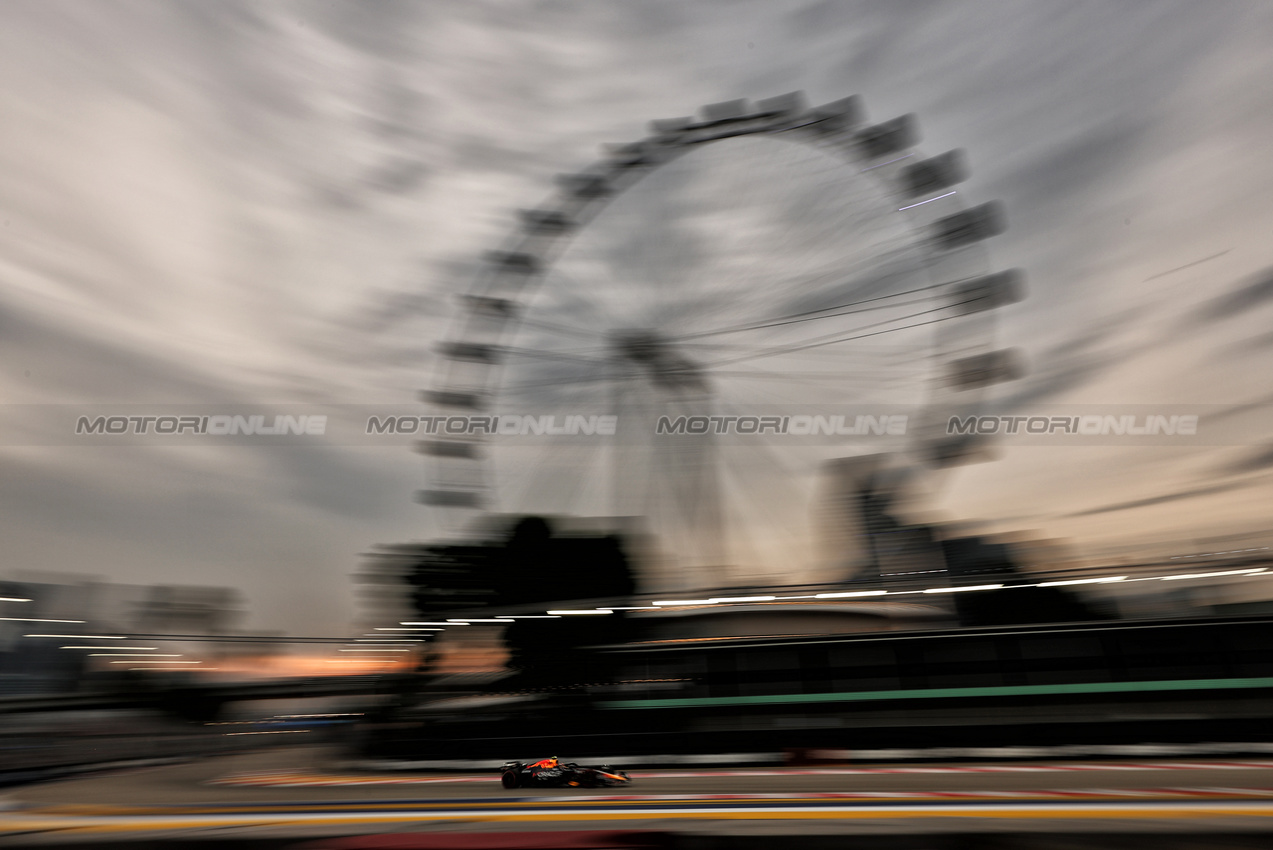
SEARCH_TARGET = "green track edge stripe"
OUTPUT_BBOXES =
[598,676,1273,710]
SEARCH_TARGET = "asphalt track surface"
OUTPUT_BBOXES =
[7,747,1273,845]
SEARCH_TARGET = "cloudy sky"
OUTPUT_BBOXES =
[3,1,1273,636]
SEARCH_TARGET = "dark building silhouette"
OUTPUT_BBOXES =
[941,535,1105,626]
[405,516,636,684]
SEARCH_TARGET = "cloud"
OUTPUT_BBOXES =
[1195,269,1273,325]
[1061,478,1256,519]
[1224,329,1273,354]
[5,1,1273,629]
[987,309,1138,409]
[0,296,249,404]
[1219,443,1273,478]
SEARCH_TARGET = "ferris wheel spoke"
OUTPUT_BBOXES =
[533,265,644,341]
[722,466,812,571]
[688,228,922,336]
[651,240,912,340]
[675,339,932,362]
[499,441,605,514]
[702,295,986,371]
[671,279,953,342]
[499,368,613,398]
[713,368,921,381]
[710,413,819,563]
[716,374,926,398]
[516,315,612,340]
[500,345,611,365]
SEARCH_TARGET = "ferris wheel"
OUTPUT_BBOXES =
[419,93,1023,590]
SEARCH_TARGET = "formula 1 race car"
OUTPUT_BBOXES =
[499,756,631,789]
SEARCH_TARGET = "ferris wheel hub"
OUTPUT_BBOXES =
[609,329,708,393]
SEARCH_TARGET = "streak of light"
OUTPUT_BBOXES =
[898,191,956,211]
[815,591,889,598]
[1161,568,1266,581]
[27,634,127,639]
[862,153,914,171]
[1171,547,1268,559]
[1037,577,1127,587]
[923,584,1005,594]
[61,645,157,650]
[338,648,413,652]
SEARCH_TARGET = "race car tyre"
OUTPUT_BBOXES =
[501,770,521,789]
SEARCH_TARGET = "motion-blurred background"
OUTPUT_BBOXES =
[4,0,1273,785]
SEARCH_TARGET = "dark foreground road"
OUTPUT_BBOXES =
[7,747,1273,847]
